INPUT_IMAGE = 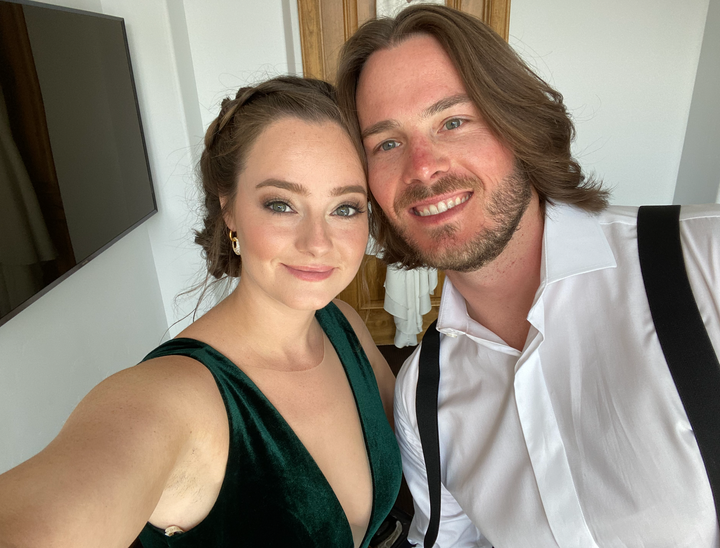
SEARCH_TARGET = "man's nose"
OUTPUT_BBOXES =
[404,136,450,184]
[297,215,332,256]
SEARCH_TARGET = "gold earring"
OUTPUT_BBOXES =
[229,230,241,256]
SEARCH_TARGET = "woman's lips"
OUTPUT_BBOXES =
[283,264,335,281]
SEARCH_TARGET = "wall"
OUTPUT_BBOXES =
[674,0,720,204]
[509,0,710,205]
[0,0,296,474]
[140,0,301,335]
[0,0,170,473]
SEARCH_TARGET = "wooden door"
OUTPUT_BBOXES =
[297,0,510,345]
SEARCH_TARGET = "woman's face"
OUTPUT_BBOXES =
[225,117,368,311]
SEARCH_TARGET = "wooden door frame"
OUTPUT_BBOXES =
[297,0,511,82]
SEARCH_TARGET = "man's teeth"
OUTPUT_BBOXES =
[415,195,469,217]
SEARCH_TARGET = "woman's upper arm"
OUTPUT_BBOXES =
[333,299,396,426]
[0,356,215,548]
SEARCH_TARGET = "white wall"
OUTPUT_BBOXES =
[0,0,173,473]
[139,0,301,335]
[0,0,294,473]
[674,0,720,205]
[509,0,710,205]
[0,225,166,471]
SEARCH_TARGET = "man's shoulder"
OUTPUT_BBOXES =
[595,203,720,227]
[677,203,720,223]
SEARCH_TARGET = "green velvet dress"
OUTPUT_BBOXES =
[137,302,402,548]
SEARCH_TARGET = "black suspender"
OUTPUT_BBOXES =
[414,205,720,546]
[637,205,720,519]
[416,319,442,548]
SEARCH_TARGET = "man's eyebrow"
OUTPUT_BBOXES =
[422,94,472,119]
[361,120,399,140]
[255,179,309,196]
[331,185,367,197]
[360,94,472,140]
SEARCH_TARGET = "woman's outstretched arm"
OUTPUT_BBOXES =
[0,357,223,548]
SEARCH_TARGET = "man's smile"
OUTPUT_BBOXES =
[413,192,471,217]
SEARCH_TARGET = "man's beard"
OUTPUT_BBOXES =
[386,168,532,273]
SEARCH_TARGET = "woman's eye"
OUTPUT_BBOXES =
[267,201,292,213]
[334,204,358,217]
[444,118,463,130]
[379,140,399,152]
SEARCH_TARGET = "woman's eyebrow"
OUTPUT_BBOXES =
[255,179,309,196]
[331,185,367,197]
[256,180,366,198]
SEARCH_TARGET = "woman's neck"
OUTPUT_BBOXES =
[186,276,326,372]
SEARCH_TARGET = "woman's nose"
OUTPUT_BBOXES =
[297,215,332,256]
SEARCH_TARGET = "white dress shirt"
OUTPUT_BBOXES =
[394,203,720,548]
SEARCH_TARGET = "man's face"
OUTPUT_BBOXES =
[356,34,531,271]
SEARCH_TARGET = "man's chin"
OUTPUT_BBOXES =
[397,226,514,272]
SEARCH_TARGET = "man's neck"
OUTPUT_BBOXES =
[445,196,545,351]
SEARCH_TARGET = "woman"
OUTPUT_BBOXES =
[0,77,401,548]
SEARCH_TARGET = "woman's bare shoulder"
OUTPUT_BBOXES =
[0,352,226,548]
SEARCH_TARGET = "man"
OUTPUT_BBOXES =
[336,5,720,547]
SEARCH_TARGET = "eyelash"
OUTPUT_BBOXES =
[264,199,295,214]
[444,118,464,130]
[374,140,400,154]
[372,118,466,154]
[263,199,366,218]
[333,202,366,218]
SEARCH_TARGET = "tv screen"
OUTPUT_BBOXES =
[0,0,156,326]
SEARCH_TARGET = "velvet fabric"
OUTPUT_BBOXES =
[137,302,402,547]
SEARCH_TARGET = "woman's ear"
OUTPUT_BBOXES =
[220,196,235,232]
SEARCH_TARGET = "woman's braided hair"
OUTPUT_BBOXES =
[195,76,361,280]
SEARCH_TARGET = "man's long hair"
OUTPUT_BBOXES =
[336,4,609,267]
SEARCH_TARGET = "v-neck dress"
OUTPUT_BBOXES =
[137,302,402,548]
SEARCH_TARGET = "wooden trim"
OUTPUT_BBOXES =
[343,0,359,38]
[452,0,511,41]
[297,0,324,79]
[487,0,511,41]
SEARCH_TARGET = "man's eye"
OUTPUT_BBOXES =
[444,119,463,130]
[379,140,399,152]
[334,204,358,217]
[267,201,292,213]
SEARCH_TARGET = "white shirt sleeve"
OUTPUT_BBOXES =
[394,357,491,548]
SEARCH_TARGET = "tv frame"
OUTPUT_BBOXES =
[0,0,157,327]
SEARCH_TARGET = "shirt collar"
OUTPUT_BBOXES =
[436,202,617,340]
[542,202,616,285]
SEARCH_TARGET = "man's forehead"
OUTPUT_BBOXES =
[355,35,468,129]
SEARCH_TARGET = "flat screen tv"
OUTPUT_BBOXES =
[0,0,156,326]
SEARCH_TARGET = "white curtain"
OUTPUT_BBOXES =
[367,235,438,348]
[376,0,445,18]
